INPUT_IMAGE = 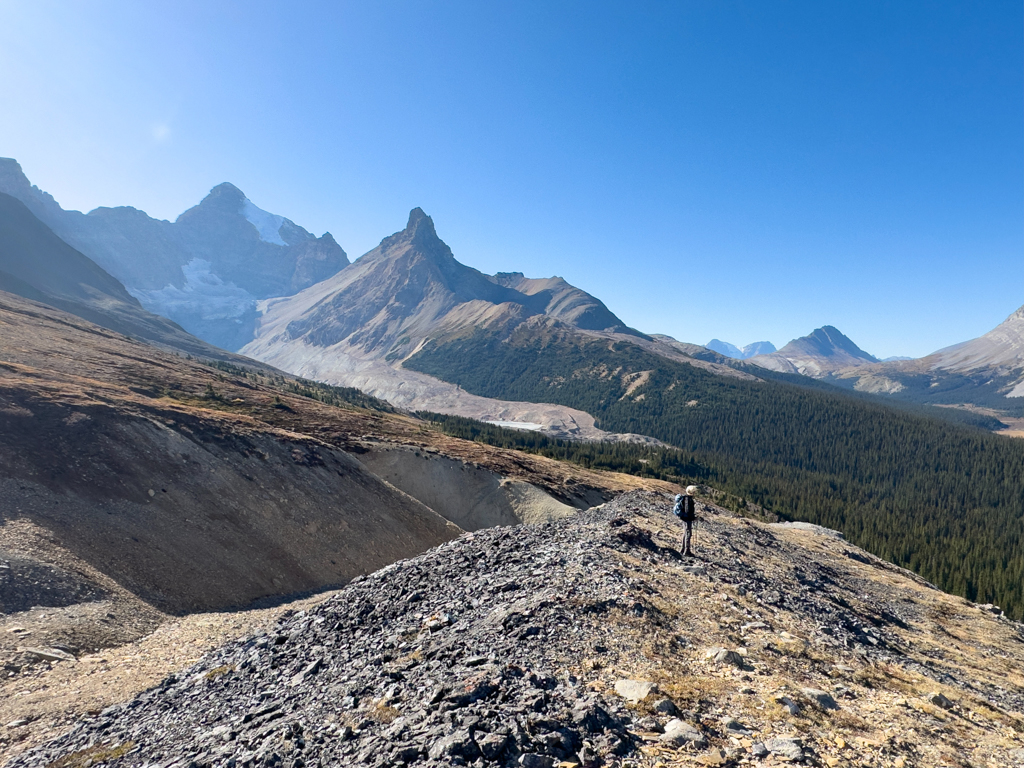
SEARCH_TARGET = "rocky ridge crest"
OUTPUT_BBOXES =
[9,492,1024,768]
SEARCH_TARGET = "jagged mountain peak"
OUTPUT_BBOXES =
[406,205,432,231]
[0,157,64,218]
[246,209,638,369]
[0,157,30,190]
[370,206,448,259]
[202,181,246,204]
[783,325,877,362]
[0,160,350,351]
[748,325,876,378]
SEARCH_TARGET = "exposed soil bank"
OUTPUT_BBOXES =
[356,445,590,530]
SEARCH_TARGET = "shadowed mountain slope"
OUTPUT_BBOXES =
[0,192,251,362]
[0,291,670,652]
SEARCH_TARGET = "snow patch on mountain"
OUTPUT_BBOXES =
[241,197,287,245]
[129,259,256,321]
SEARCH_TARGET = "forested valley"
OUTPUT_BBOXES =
[405,325,1024,619]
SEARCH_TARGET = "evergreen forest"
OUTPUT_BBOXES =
[405,325,1024,619]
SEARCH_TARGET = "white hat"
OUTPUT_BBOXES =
[685,485,699,495]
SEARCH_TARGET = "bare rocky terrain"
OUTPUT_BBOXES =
[0,289,677,763]
[5,492,1024,768]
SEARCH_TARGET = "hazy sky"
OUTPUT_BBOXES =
[1,1,1020,358]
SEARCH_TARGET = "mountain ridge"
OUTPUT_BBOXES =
[241,208,666,440]
[706,339,777,359]
[7,491,1024,768]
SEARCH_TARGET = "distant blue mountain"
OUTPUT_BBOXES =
[707,339,777,360]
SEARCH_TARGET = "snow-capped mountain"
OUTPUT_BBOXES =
[0,159,348,350]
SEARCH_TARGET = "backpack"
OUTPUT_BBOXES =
[674,495,696,522]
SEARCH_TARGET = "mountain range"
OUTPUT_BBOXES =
[240,208,701,439]
[8,155,1022,420]
[0,159,348,350]
[748,315,1024,415]
[0,191,247,362]
[4,159,1024,766]
[705,338,776,359]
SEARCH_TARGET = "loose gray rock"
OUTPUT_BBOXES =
[614,678,656,703]
[721,716,752,736]
[477,732,509,759]
[651,698,679,717]
[930,692,955,709]
[764,736,803,760]
[518,755,555,768]
[428,729,480,760]
[22,647,76,663]
[801,687,838,711]
[660,718,706,747]
[775,695,801,716]
[711,648,746,668]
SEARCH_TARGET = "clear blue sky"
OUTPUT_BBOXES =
[1,0,1020,358]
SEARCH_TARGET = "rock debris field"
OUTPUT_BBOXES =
[8,491,1024,768]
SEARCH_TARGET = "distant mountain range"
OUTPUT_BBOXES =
[705,339,776,359]
[4,154,1024,426]
[0,192,248,362]
[0,159,348,350]
[737,316,1024,412]
[748,325,879,376]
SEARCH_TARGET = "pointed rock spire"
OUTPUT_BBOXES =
[405,207,439,241]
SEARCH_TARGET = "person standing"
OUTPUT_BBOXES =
[673,486,699,557]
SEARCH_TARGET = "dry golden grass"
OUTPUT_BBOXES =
[369,701,401,724]
[45,741,135,768]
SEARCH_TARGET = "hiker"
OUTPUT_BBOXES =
[673,486,699,557]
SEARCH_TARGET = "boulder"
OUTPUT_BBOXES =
[660,718,707,747]
[801,687,839,711]
[613,679,656,703]
[764,736,803,761]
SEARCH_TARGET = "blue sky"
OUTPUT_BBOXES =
[1,0,1020,358]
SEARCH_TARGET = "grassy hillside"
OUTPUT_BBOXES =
[405,324,1024,618]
